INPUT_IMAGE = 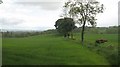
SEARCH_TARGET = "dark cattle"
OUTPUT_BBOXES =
[64,34,67,38]
[64,33,70,38]
[95,39,108,44]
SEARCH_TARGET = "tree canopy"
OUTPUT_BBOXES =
[55,17,76,38]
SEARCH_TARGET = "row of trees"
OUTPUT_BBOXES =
[55,0,104,45]
[85,26,119,34]
[2,31,41,38]
[2,29,58,38]
[2,26,119,38]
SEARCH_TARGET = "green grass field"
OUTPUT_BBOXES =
[2,33,118,65]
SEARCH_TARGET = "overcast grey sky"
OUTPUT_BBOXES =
[118,1,120,25]
[0,0,119,31]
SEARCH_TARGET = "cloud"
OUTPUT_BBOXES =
[16,2,62,10]
[118,1,120,25]
[0,0,119,31]
[38,2,62,10]
[0,18,24,26]
[14,0,64,2]
[14,0,63,10]
[0,0,61,30]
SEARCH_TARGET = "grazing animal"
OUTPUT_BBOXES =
[64,33,70,38]
[95,39,108,44]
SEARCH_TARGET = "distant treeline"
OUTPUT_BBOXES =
[74,26,119,34]
[2,30,58,38]
[1,26,119,38]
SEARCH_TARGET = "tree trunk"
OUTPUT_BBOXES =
[81,21,86,45]
[71,33,73,39]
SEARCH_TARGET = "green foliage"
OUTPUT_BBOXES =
[2,26,118,38]
[73,26,119,34]
[55,18,76,35]
[2,31,39,38]
[81,34,118,65]
[2,29,58,38]
[63,0,104,44]
[106,26,118,34]
[64,0,104,26]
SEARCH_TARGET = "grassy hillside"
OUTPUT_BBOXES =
[2,33,118,65]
